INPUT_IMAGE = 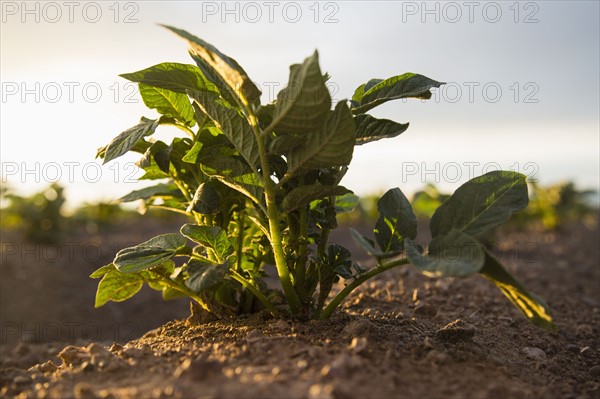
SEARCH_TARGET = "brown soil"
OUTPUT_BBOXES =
[1,214,599,398]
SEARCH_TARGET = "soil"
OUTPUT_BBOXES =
[1,213,599,398]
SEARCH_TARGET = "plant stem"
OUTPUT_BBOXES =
[229,270,279,316]
[319,258,410,319]
[150,276,214,315]
[242,102,301,315]
[164,122,196,140]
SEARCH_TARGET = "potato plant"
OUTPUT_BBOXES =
[91,26,554,329]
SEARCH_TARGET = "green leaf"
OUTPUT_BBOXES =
[211,173,265,210]
[180,224,233,262]
[182,141,203,163]
[271,51,331,134]
[269,135,305,155]
[480,250,555,330]
[120,62,216,94]
[186,260,231,293]
[161,25,261,104]
[374,188,417,253]
[405,230,484,277]
[114,233,186,273]
[335,193,360,213]
[200,156,252,178]
[187,90,260,171]
[430,171,529,238]
[95,271,143,307]
[351,73,444,114]
[187,181,221,214]
[137,140,171,173]
[117,183,179,203]
[90,264,116,278]
[282,184,351,213]
[349,228,400,259]
[354,114,409,145]
[103,117,159,164]
[286,101,356,176]
[139,84,195,126]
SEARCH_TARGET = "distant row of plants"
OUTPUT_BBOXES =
[2,179,595,244]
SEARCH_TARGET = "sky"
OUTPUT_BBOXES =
[1,0,599,208]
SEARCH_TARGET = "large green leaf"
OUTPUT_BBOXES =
[187,90,260,171]
[270,51,331,134]
[405,230,484,277]
[286,101,356,176]
[180,224,233,262]
[120,62,216,94]
[354,114,409,145]
[102,117,159,164]
[114,233,186,273]
[139,84,195,126]
[374,188,417,253]
[282,184,351,212]
[430,171,529,238]
[351,73,444,114]
[117,183,179,203]
[94,271,144,307]
[161,25,261,104]
[186,260,231,293]
[480,250,555,330]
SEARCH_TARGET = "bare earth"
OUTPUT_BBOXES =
[1,214,599,398]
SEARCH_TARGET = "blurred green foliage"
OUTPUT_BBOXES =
[1,183,66,243]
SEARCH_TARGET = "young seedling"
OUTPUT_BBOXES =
[92,26,554,330]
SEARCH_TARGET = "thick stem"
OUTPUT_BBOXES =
[248,113,301,314]
[319,258,409,319]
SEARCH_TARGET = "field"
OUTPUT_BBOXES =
[1,212,598,398]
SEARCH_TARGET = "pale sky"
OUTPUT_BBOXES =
[1,1,599,206]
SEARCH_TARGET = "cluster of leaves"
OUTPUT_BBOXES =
[91,26,554,329]
[1,183,66,243]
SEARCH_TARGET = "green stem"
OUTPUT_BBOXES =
[229,270,278,316]
[149,276,214,316]
[247,113,301,315]
[164,122,196,140]
[319,258,409,319]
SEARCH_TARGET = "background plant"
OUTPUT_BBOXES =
[91,26,554,329]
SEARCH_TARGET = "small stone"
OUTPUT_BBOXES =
[109,343,122,353]
[414,304,437,317]
[58,346,90,367]
[522,347,547,362]
[588,365,600,377]
[270,319,289,330]
[423,336,435,349]
[436,320,476,343]
[28,361,58,374]
[580,346,593,358]
[349,337,368,354]
[342,318,376,337]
